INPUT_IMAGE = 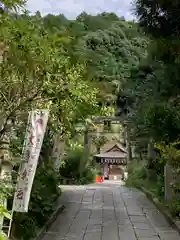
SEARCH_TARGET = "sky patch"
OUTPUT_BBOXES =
[26,0,134,20]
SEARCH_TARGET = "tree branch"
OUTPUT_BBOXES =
[0,90,41,139]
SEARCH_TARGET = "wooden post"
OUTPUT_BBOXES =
[147,138,155,168]
[131,145,136,158]
[164,164,173,201]
[80,129,89,177]
[125,125,132,162]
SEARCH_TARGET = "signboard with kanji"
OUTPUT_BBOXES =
[13,109,49,212]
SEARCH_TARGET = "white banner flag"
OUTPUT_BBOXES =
[13,109,49,212]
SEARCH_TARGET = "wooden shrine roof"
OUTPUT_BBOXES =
[94,151,126,159]
[100,141,126,153]
[95,141,127,164]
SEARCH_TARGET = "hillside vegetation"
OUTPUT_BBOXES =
[1,0,180,238]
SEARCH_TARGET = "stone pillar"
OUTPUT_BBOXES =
[120,125,126,145]
[164,164,173,201]
[80,129,89,177]
[0,139,12,231]
[103,162,109,179]
[131,145,136,158]
[147,138,155,167]
[125,125,132,162]
[84,129,89,152]
[52,135,65,171]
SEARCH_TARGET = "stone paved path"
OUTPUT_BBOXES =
[41,181,180,240]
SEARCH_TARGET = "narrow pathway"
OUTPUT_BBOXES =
[41,181,180,240]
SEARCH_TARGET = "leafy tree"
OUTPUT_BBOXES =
[0,8,105,239]
[124,0,180,146]
[0,10,100,141]
[43,14,68,33]
[135,0,180,38]
[91,135,108,153]
[122,0,180,199]
[73,19,148,111]
[0,0,25,11]
[41,13,148,116]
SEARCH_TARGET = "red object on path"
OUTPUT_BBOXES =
[96,175,104,183]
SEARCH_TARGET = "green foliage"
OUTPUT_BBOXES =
[126,0,180,145]
[166,197,180,218]
[0,171,13,240]
[80,166,96,185]
[91,135,108,153]
[0,231,8,240]
[6,126,61,240]
[77,20,148,108]
[43,14,69,33]
[60,149,82,181]
[121,9,180,222]
[0,0,25,10]
[0,9,107,240]
[135,0,180,38]
[13,161,61,240]
[126,160,164,200]
[125,2,180,211]
[156,173,165,199]
[0,204,11,220]
[59,148,96,184]
[0,9,100,143]
[30,163,61,221]
[0,5,169,240]
[42,12,148,110]
[0,204,11,240]
[0,178,13,200]
[126,160,147,187]
[155,142,180,217]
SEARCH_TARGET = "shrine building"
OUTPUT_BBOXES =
[94,141,127,180]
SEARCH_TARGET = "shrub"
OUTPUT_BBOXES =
[0,203,11,240]
[166,197,180,218]
[80,167,96,184]
[125,159,165,200]
[126,160,147,187]
[156,173,165,200]
[13,162,61,240]
[59,149,82,181]
[59,148,96,184]
[0,231,8,240]
[156,141,180,217]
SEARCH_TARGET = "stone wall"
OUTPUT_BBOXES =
[164,163,180,201]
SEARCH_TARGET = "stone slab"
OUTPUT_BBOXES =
[38,182,180,240]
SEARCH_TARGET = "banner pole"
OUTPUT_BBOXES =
[7,209,14,238]
[7,111,31,238]
[7,109,49,236]
[7,111,30,238]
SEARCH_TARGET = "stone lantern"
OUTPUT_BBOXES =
[0,137,13,230]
